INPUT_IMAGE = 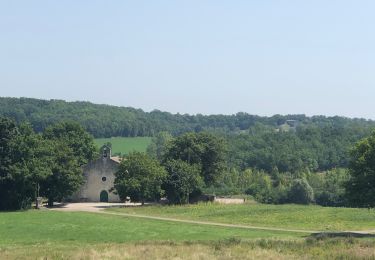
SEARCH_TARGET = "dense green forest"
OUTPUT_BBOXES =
[2,97,374,138]
[227,122,371,172]
[2,97,375,173]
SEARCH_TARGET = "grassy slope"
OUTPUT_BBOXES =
[107,203,375,232]
[94,137,152,155]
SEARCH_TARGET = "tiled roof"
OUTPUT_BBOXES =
[110,156,122,163]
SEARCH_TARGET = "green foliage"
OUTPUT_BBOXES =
[39,143,83,207]
[205,168,243,195]
[243,169,273,203]
[44,121,97,165]
[163,132,227,186]
[0,118,52,210]
[147,132,173,161]
[2,97,374,207]
[163,159,203,204]
[114,152,167,204]
[1,97,375,175]
[42,121,96,206]
[227,122,370,173]
[346,132,375,208]
[288,179,314,205]
[0,118,96,210]
[308,169,349,207]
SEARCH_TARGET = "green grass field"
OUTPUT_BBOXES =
[0,207,374,259]
[108,203,375,232]
[94,137,152,155]
[0,210,300,259]
[0,210,299,245]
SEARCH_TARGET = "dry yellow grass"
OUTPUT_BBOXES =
[0,243,295,260]
[1,238,375,260]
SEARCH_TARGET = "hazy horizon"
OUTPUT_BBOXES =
[1,1,374,119]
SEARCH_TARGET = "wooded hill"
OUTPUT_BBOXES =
[2,97,375,205]
[1,97,374,138]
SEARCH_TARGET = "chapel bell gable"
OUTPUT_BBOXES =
[101,145,112,159]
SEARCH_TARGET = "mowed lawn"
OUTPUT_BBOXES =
[94,137,152,155]
[108,203,375,232]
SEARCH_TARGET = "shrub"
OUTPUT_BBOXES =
[288,178,314,204]
[308,169,349,207]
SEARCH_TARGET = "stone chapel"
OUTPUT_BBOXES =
[71,145,122,202]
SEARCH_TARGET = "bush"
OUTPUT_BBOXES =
[269,184,290,204]
[288,178,314,204]
[244,172,273,203]
[308,169,349,207]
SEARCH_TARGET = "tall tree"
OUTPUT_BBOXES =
[42,121,96,206]
[164,132,227,186]
[146,131,173,161]
[43,121,97,165]
[0,118,51,210]
[40,142,83,207]
[163,159,203,204]
[346,132,375,208]
[114,152,166,205]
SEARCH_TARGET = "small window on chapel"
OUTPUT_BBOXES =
[102,177,107,182]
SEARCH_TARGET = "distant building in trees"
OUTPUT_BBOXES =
[71,145,121,202]
[277,120,299,132]
[286,120,298,128]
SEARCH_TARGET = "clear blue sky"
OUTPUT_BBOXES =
[1,1,374,118]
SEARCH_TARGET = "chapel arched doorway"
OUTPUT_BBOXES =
[100,190,109,202]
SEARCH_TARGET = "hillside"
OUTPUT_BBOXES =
[1,97,374,138]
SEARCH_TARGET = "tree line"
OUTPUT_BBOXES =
[2,97,374,174]
[1,116,374,210]
[226,122,371,173]
[1,97,374,138]
[143,131,375,208]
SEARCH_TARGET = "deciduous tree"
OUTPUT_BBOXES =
[346,132,375,207]
[163,159,203,204]
[43,121,97,165]
[114,152,166,205]
[0,118,52,210]
[40,142,83,207]
[163,132,227,186]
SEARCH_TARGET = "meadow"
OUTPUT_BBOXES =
[108,203,375,232]
[94,137,152,155]
[0,207,374,259]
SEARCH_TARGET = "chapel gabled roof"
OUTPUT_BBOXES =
[110,156,122,164]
